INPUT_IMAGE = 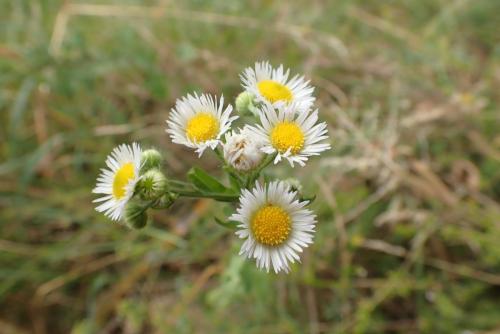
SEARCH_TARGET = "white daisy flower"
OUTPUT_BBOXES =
[240,61,315,112]
[223,127,264,172]
[230,181,317,273]
[246,103,331,167]
[93,143,142,221]
[166,93,237,156]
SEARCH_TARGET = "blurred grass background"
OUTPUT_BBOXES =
[1,0,500,333]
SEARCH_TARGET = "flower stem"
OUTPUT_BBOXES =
[213,147,225,162]
[168,176,241,202]
[173,188,239,202]
[246,153,277,187]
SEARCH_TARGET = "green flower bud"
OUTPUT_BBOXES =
[235,91,257,116]
[138,169,169,200]
[124,201,148,229]
[155,192,178,209]
[141,149,163,172]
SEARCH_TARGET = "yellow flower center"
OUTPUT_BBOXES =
[186,112,220,143]
[270,122,305,154]
[113,162,135,199]
[257,80,293,103]
[251,205,291,246]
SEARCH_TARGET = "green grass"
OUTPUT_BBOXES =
[1,0,500,333]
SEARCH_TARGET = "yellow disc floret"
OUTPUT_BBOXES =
[257,80,293,103]
[251,205,291,246]
[186,112,220,143]
[270,121,305,154]
[113,162,135,199]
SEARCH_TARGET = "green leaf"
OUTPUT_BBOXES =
[300,194,316,204]
[187,167,228,193]
[9,77,35,135]
[214,217,238,229]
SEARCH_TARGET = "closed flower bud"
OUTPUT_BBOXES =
[138,169,169,200]
[235,92,257,116]
[124,201,148,229]
[155,192,178,209]
[141,149,163,172]
[223,128,264,172]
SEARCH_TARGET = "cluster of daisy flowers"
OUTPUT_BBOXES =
[93,61,330,273]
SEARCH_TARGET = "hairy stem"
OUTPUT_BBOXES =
[176,190,239,202]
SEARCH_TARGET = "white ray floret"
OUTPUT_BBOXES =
[246,103,331,167]
[93,143,142,221]
[240,61,315,112]
[166,93,237,157]
[230,181,317,273]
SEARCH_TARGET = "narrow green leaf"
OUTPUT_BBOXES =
[187,167,228,193]
[214,217,238,229]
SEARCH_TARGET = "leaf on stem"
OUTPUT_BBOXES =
[214,217,239,229]
[187,167,229,193]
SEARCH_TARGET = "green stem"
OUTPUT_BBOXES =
[213,147,225,162]
[246,153,277,187]
[138,197,160,213]
[257,153,276,174]
[168,176,240,202]
[226,168,245,188]
[169,185,239,202]
[176,189,239,202]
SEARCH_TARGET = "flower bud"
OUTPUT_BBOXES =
[138,169,169,200]
[141,149,163,172]
[155,192,178,209]
[235,92,257,116]
[124,201,148,229]
[223,128,264,172]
